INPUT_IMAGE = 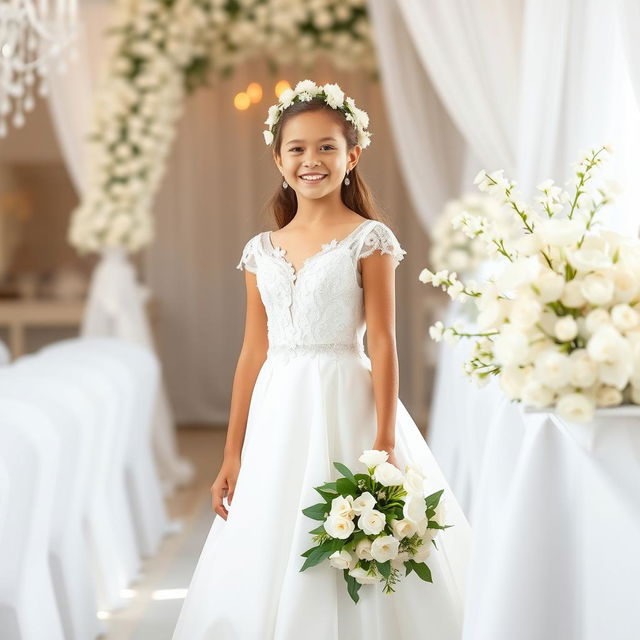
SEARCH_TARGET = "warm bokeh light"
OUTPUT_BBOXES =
[233,92,251,110]
[275,80,291,98]
[246,82,263,103]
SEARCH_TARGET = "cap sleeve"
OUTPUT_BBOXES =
[236,234,259,273]
[358,222,407,269]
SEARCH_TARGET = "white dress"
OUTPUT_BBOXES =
[172,218,471,640]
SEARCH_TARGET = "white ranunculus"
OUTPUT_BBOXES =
[351,491,376,515]
[330,495,354,519]
[556,392,595,423]
[324,514,355,539]
[585,308,611,336]
[493,326,530,367]
[560,279,586,308]
[595,385,623,408]
[329,549,354,570]
[534,349,572,387]
[373,462,405,487]
[569,349,598,388]
[598,359,632,389]
[567,248,612,272]
[611,304,639,332]
[370,535,400,562]
[510,296,542,329]
[499,365,528,400]
[403,494,426,524]
[521,380,555,408]
[534,269,565,303]
[358,509,386,536]
[359,449,388,468]
[587,325,627,363]
[496,256,541,291]
[554,316,578,342]
[348,566,379,585]
[355,537,374,560]
[580,272,614,306]
[391,518,417,540]
[402,468,426,497]
[537,218,585,247]
[611,266,639,304]
[391,550,411,572]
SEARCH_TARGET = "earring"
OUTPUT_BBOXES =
[282,179,288,189]
[344,171,351,186]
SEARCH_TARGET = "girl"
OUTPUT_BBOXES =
[172,80,470,639]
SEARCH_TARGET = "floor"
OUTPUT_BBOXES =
[102,426,225,640]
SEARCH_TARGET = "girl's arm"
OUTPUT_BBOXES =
[361,252,400,467]
[212,270,268,519]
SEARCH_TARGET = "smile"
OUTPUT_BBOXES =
[299,174,327,183]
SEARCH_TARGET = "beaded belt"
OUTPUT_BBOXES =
[267,343,365,358]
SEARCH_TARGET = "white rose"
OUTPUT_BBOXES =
[413,543,432,563]
[569,349,598,388]
[510,296,542,329]
[370,535,400,562]
[359,449,388,468]
[391,550,411,572]
[567,248,612,272]
[587,325,627,363]
[611,266,639,304]
[355,537,374,560]
[403,494,426,524]
[580,273,614,306]
[611,304,639,332]
[391,518,417,540]
[554,316,578,342]
[521,380,555,408]
[534,349,572,387]
[402,468,426,497]
[351,491,376,515]
[499,365,528,400]
[595,385,623,407]
[556,392,595,423]
[598,359,632,389]
[348,566,379,585]
[373,462,405,487]
[560,279,586,308]
[585,308,611,336]
[534,269,565,303]
[329,549,355,570]
[358,509,386,536]
[415,517,429,536]
[330,495,354,519]
[493,327,530,367]
[324,514,355,539]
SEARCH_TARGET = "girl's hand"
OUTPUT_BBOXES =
[373,442,399,469]
[211,455,241,520]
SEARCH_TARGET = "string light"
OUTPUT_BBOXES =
[274,80,291,98]
[233,92,250,110]
[246,82,262,103]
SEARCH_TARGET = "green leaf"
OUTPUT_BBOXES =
[425,489,444,511]
[344,569,362,604]
[404,561,413,576]
[308,524,327,535]
[300,538,343,571]
[336,477,358,496]
[316,487,339,502]
[302,502,329,521]
[410,560,433,583]
[377,560,391,578]
[333,461,356,484]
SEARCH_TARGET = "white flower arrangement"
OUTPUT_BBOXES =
[68,0,375,254]
[263,79,372,150]
[421,145,640,423]
[429,193,519,276]
[301,449,450,603]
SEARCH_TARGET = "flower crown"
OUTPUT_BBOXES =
[262,79,372,150]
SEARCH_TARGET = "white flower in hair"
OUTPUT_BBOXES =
[295,79,321,96]
[323,82,345,108]
[278,88,296,108]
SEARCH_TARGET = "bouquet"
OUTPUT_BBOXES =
[420,145,640,423]
[300,449,449,603]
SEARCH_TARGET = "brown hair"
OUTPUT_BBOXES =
[264,98,386,229]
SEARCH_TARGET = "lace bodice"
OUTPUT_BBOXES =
[236,219,406,349]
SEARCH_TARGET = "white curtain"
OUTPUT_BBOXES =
[367,0,467,232]
[144,59,433,426]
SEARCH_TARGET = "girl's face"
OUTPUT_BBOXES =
[274,110,361,201]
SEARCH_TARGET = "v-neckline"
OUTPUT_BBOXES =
[267,219,371,280]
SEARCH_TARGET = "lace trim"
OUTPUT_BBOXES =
[236,235,258,273]
[359,223,407,269]
[267,343,365,358]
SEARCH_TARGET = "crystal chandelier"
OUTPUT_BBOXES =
[0,0,79,137]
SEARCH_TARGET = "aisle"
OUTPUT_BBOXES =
[104,427,225,640]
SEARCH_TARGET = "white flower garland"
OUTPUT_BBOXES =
[262,79,372,149]
[69,0,375,254]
